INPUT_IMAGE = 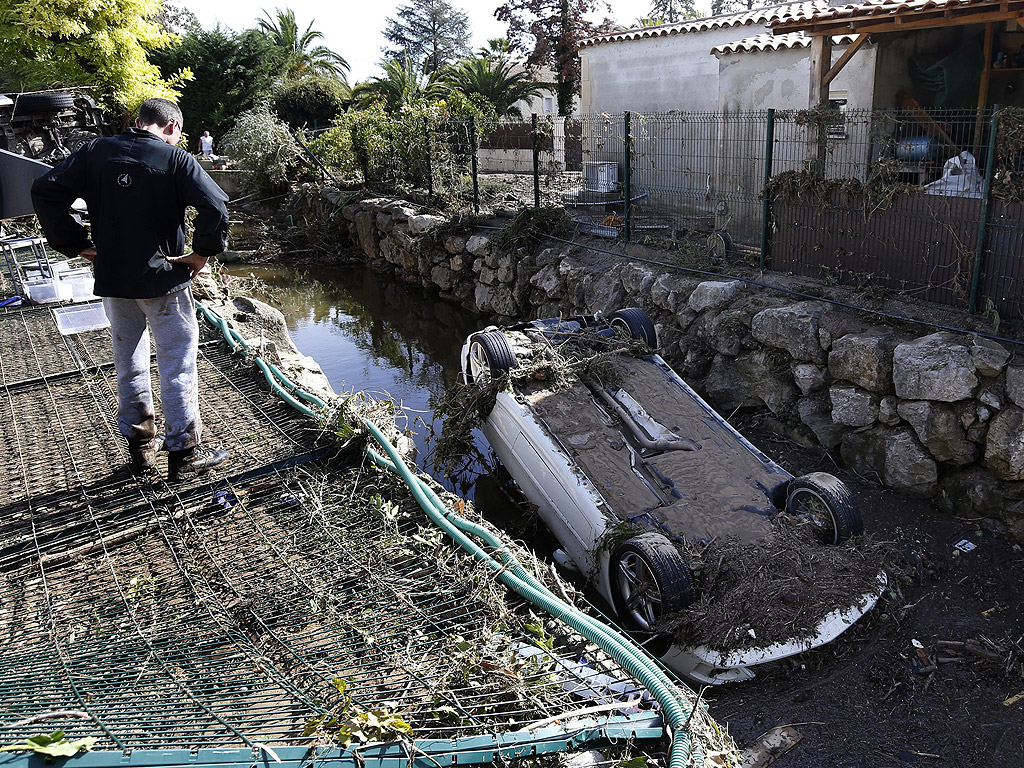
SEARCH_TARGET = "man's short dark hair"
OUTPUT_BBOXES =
[138,98,183,128]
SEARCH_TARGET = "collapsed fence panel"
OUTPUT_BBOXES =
[0,304,680,767]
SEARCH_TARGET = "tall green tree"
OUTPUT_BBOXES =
[257,7,350,81]
[272,75,348,130]
[442,57,543,118]
[647,0,697,23]
[383,0,471,74]
[152,26,287,138]
[0,0,189,115]
[352,55,446,111]
[494,0,603,116]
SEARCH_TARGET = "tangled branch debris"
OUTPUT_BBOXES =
[668,522,902,651]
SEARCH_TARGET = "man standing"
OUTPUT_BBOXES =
[32,97,230,482]
[199,130,214,158]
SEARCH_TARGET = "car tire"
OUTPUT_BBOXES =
[467,331,515,383]
[786,472,863,544]
[14,93,75,112]
[611,532,695,633]
[609,308,658,349]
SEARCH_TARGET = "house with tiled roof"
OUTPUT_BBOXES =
[578,0,1023,114]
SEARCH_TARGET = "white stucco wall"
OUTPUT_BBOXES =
[716,44,877,112]
[580,25,769,113]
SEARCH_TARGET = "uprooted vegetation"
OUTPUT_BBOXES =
[669,522,901,651]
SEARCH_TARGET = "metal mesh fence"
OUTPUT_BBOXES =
[0,303,667,765]
[309,105,1024,321]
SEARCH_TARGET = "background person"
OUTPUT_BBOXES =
[199,130,214,158]
[32,97,230,482]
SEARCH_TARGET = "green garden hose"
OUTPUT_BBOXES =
[196,298,702,767]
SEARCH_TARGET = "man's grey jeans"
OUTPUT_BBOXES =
[103,286,201,452]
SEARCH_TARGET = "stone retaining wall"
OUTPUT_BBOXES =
[332,194,1024,541]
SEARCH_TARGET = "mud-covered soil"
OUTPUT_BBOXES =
[708,414,1024,768]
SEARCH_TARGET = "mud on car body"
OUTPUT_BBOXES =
[461,308,884,685]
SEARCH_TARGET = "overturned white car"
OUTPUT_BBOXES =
[461,309,885,685]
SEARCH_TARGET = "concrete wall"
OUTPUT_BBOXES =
[717,44,877,112]
[580,25,764,113]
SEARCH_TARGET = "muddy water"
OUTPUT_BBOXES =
[226,264,494,499]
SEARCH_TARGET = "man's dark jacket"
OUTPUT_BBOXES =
[31,128,229,299]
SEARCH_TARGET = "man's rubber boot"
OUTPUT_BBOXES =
[168,446,230,483]
[129,441,158,476]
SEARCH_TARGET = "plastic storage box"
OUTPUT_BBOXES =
[59,267,97,302]
[24,277,73,304]
[52,302,109,335]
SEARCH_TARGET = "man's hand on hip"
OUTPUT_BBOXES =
[79,247,97,263]
[166,252,210,278]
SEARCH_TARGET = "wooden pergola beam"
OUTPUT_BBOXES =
[822,32,870,86]
[772,2,1024,35]
[809,35,833,108]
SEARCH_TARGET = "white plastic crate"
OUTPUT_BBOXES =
[59,267,97,302]
[24,277,73,304]
[52,302,109,335]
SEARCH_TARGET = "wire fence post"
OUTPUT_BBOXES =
[623,111,632,244]
[759,108,776,271]
[469,116,479,214]
[969,104,1001,314]
[532,113,541,210]
[424,116,433,197]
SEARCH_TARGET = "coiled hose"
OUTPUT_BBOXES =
[196,298,701,768]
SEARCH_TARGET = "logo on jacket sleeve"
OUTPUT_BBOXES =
[116,172,132,188]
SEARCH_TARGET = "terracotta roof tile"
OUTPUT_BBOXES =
[711,31,860,55]
[579,1,830,48]
[767,0,1011,28]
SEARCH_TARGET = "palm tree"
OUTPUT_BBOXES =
[442,57,544,119]
[258,7,349,81]
[352,54,446,111]
[476,37,514,60]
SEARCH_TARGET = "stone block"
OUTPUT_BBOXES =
[1006,367,1024,408]
[688,280,742,313]
[828,332,896,393]
[409,214,445,234]
[650,274,679,312]
[984,407,1024,481]
[878,395,901,426]
[353,210,379,259]
[750,301,826,363]
[884,428,938,498]
[797,394,846,449]
[465,234,490,256]
[444,235,467,254]
[893,332,977,401]
[793,363,826,396]
[972,336,1010,376]
[830,384,879,427]
[896,400,978,465]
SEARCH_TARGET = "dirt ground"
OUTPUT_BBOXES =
[706,413,1024,768]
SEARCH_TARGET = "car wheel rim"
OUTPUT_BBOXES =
[468,342,490,383]
[610,318,629,339]
[616,552,662,630]
[790,489,837,544]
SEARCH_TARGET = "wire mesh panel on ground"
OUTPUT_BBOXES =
[0,304,666,768]
[0,464,659,752]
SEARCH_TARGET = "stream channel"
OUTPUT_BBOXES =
[228,262,539,538]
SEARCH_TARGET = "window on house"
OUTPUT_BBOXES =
[543,96,555,114]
